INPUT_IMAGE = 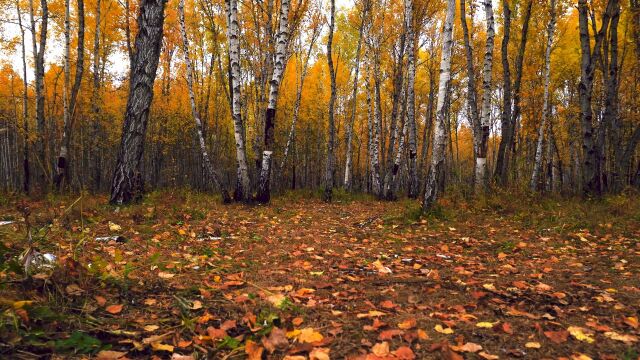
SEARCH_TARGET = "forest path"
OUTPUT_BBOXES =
[0,192,638,359]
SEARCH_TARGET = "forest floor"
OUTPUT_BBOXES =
[0,189,639,360]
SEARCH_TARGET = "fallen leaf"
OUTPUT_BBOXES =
[105,304,123,314]
[525,342,541,349]
[357,310,386,318]
[398,318,417,330]
[245,340,264,360]
[297,327,323,343]
[263,327,288,353]
[544,330,569,344]
[568,326,595,343]
[451,342,482,353]
[190,300,202,310]
[144,325,160,332]
[151,342,174,352]
[108,222,122,232]
[434,324,454,334]
[379,329,403,340]
[476,322,495,328]
[394,346,416,359]
[94,296,107,307]
[309,347,331,360]
[478,351,500,360]
[206,327,227,340]
[603,331,638,344]
[371,342,390,357]
[158,272,175,279]
[96,350,127,360]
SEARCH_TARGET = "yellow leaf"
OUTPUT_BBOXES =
[13,300,34,309]
[144,325,159,332]
[371,342,390,357]
[476,322,495,328]
[356,310,386,318]
[568,326,594,343]
[158,272,175,279]
[150,342,174,352]
[296,328,323,343]
[286,329,301,339]
[108,222,122,232]
[604,331,638,344]
[434,324,454,334]
[525,342,541,348]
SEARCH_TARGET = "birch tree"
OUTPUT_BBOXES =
[405,0,419,199]
[90,0,102,191]
[110,0,168,204]
[423,0,455,211]
[28,0,48,188]
[530,0,556,191]
[15,0,30,193]
[179,0,231,203]
[55,0,85,190]
[323,0,337,202]
[475,0,495,191]
[344,0,369,191]
[257,0,291,203]
[225,0,251,202]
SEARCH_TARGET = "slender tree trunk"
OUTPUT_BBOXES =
[257,0,290,203]
[281,27,319,172]
[344,0,369,191]
[506,0,533,183]
[179,0,230,202]
[423,0,455,212]
[419,68,435,182]
[530,0,556,191]
[55,0,84,190]
[90,0,101,192]
[324,0,337,202]
[16,0,30,193]
[494,0,511,185]
[405,0,419,198]
[460,0,481,161]
[29,0,48,190]
[371,52,383,197]
[225,0,251,202]
[110,0,167,204]
[475,0,495,191]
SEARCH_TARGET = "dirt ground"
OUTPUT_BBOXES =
[0,191,639,359]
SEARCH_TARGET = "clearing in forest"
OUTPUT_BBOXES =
[0,191,639,359]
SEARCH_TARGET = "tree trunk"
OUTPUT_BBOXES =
[179,0,230,202]
[225,0,251,202]
[109,0,167,204]
[494,0,511,185]
[281,27,319,172]
[324,0,337,202]
[530,0,556,192]
[16,0,30,193]
[371,52,383,197]
[423,0,455,212]
[257,0,291,203]
[55,0,85,190]
[29,0,48,190]
[90,0,102,192]
[460,0,481,162]
[405,0,419,198]
[475,0,496,191]
[578,0,616,196]
[344,0,369,191]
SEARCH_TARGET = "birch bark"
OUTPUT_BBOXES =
[423,0,455,211]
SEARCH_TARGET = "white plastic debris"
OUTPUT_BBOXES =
[0,220,14,226]
[19,248,56,274]
[95,235,127,243]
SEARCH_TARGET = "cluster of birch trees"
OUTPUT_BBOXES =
[0,0,639,210]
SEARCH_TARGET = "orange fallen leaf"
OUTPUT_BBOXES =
[394,346,416,359]
[245,340,264,360]
[398,318,417,330]
[544,330,569,344]
[371,342,390,357]
[105,304,123,314]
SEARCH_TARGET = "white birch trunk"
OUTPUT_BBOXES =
[225,0,251,201]
[423,0,455,211]
[257,0,290,203]
[371,52,383,197]
[475,0,496,191]
[180,0,230,202]
[405,0,419,198]
[344,0,369,190]
[324,0,337,202]
[530,0,556,191]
